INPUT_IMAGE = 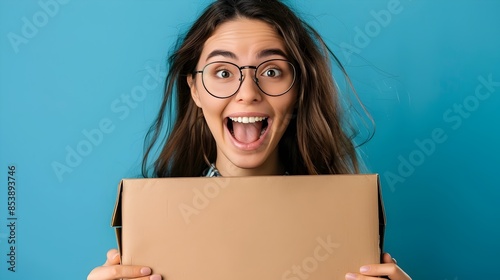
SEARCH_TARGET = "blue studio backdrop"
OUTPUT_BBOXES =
[1,1,499,279]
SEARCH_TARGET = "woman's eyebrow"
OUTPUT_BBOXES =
[257,48,287,59]
[206,50,237,61]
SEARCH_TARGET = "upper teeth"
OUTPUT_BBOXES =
[229,117,267,124]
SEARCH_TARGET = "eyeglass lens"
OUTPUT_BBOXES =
[200,59,295,98]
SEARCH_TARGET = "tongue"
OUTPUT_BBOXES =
[232,121,263,143]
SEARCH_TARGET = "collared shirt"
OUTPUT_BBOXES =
[203,163,288,177]
[203,163,222,177]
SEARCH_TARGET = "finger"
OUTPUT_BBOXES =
[87,264,161,280]
[358,263,411,280]
[382,252,397,265]
[345,272,388,280]
[104,249,120,266]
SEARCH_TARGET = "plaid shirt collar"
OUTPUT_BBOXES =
[203,163,222,177]
[203,163,289,177]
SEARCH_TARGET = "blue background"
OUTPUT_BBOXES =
[1,0,499,279]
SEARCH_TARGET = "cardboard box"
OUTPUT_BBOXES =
[112,174,385,280]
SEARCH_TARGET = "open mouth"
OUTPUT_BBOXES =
[226,116,269,144]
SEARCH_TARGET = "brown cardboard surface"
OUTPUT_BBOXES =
[112,174,385,280]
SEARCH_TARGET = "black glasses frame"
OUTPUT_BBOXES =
[193,58,296,99]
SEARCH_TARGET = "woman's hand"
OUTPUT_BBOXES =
[345,252,411,280]
[87,249,162,280]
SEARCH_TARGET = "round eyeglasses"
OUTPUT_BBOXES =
[193,59,296,99]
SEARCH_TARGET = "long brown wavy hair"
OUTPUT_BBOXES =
[142,0,367,177]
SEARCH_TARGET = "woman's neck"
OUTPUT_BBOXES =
[215,152,285,177]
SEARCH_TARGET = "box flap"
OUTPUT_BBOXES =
[376,175,386,260]
[111,180,124,254]
[111,180,123,227]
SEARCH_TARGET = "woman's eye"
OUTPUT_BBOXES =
[215,70,232,79]
[262,68,282,78]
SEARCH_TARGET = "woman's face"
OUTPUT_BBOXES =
[188,18,297,176]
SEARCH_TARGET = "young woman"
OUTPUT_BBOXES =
[88,1,411,279]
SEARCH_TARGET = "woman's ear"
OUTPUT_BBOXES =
[187,74,202,108]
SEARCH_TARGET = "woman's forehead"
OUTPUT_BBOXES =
[200,18,287,63]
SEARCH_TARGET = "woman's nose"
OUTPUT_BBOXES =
[235,69,262,103]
